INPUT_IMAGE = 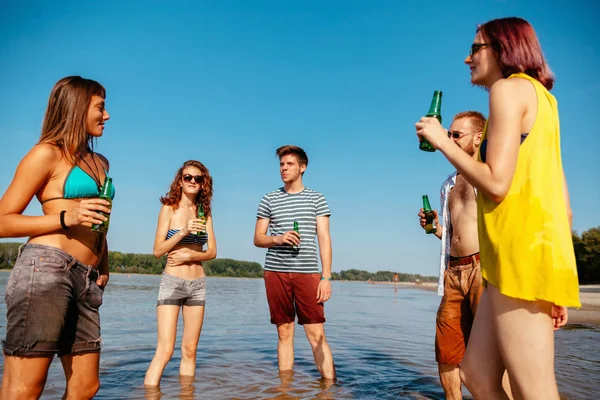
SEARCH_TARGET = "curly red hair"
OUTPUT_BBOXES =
[160,160,213,215]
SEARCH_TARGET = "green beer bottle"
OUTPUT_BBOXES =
[91,177,114,233]
[422,195,437,234]
[293,221,300,251]
[196,203,207,237]
[419,90,443,152]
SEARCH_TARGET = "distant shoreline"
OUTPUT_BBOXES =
[1,269,598,326]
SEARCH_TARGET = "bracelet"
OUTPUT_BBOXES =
[321,276,331,281]
[60,210,69,230]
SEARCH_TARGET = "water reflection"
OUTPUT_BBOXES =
[178,375,196,399]
[143,385,162,400]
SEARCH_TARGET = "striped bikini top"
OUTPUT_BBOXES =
[166,229,208,246]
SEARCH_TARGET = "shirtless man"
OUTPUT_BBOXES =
[418,111,485,400]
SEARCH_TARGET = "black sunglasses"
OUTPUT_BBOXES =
[470,43,489,57]
[448,131,472,139]
[183,174,202,184]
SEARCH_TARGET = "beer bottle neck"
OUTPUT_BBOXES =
[422,196,432,211]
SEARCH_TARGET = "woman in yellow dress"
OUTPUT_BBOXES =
[416,17,580,400]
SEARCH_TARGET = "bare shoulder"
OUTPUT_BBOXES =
[490,78,534,101]
[489,78,530,117]
[489,78,521,96]
[158,204,175,218]
[95,152,110,171]
[21,143,61,171]
[27,143,61,162]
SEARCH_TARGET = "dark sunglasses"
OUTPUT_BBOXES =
[183,174,202,184]
[470,43,489,57]
[448,131,472,139]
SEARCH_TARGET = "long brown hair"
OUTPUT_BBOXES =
[39,76,106,164]
[160,160,213,215]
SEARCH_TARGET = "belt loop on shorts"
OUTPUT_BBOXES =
[17,244,26,258]
[67,257,77,270]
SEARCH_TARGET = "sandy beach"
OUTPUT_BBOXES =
[373,280,600,327]
[568,285,600,326]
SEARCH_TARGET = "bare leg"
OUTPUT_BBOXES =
[503,371,514,400]
[488,284,560,400]
[144,305,180,386]
[460,290,509,399]
[60,352,100,400]
[303,323,336,380]
[438,363,462,400]
[0,356,53,400]
[276,322,295,372]
[179,305,205,377]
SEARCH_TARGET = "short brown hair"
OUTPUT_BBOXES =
[453,111,486,133]
[276,145,308,167]
[478,17,554,90]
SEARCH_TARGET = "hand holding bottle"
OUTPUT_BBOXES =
[418,208,439,230]
[274,231,300,247]
[418,208,441,239]
[64,198,111,228]
[183,219,205,236]
[195,204,207,236]
[416,117,450,152]
[418,90,443,152]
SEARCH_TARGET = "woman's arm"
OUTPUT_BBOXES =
[152,205,186,257]
[416,79,526,203]
[562,169,573,230]
[97,241,109,287]
[0,144,110,238]
[195,214,217,261]
[167,214,217,265]
[189,214,217,261]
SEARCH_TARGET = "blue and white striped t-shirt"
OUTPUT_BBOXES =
[257,187,331,273]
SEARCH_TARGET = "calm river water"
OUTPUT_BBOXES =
[0,273,598,399]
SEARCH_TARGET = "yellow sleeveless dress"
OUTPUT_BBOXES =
[477,73,580,307]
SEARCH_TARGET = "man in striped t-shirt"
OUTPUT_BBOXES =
[254,145,336,380]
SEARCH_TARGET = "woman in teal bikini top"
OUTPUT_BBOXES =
[41,162,116,203]
[0,76,113,399]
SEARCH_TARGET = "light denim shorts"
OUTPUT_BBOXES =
[157,273,206,307]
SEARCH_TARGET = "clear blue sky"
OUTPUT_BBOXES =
[1,0,599,277]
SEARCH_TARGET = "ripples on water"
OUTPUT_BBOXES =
[0,273,598,399]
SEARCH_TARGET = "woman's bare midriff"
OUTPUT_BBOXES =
[164,243,206,280]
[28,198,107,267]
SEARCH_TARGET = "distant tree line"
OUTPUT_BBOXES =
[330,269,437,283]
[1,226,598,283]
[573,227,600,283]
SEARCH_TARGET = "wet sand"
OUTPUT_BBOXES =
[569,285,600,327]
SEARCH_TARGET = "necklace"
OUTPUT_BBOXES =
[79,151,103,191]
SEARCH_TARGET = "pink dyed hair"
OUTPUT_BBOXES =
[478,17,554,90]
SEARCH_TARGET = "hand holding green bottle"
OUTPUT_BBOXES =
[91,177,115,233]
[195,203,207,237]
[417,90,443,152]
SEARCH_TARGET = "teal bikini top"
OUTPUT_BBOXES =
[41,165,116,204]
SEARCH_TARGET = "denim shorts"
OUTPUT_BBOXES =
[157,273,206,307]
[3,244,104,357]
